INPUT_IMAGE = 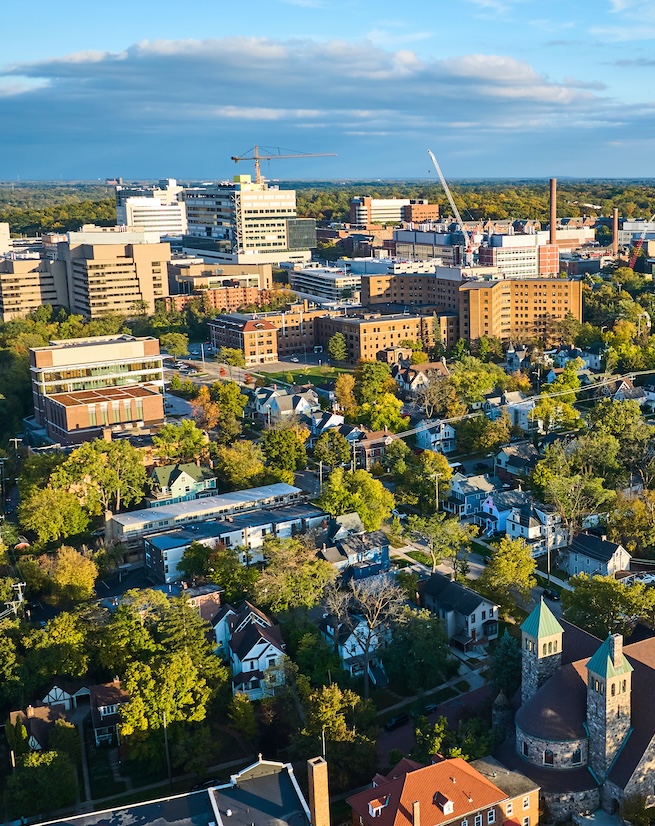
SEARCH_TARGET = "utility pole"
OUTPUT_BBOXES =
[162,710,173,792]
[434,472,442,513]
[319,460,323,492]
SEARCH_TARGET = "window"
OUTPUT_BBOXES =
[523,798,530,810]
[488,810,496,824]
[475,815,483,826]
[523,742,529,757]
[506,803,513,816]
[572,749,581,765]
[523,819,530,826]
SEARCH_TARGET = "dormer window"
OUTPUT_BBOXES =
[368,797,390,817]
[434,793,454,815]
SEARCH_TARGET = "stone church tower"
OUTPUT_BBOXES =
[586,634,633,780]
[520,599,564,705]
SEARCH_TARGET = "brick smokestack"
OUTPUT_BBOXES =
[307,757,330,826]
[613,208,619,256]
[549,178,557,245]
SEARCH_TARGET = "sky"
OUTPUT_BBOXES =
[1,0,655,180]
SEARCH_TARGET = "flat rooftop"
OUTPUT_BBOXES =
[111,483,302,529]
[35,335,155,351]
[48,385,161,408]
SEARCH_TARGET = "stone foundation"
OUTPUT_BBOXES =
[542,787,600,824]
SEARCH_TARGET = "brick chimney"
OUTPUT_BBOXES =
[26,705,35,718]
[609,634,623,668]
[412,801,420,826]
[307,757,330,826]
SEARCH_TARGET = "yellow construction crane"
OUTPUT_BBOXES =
[231,145,336,184]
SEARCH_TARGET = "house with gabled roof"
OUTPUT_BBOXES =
[474,489,531,536]
[250,386,320,423]
[8,704,69,751]
[414,419,456,454]
[483,391,536,432]
[494,443,540,483]
[213,601,286,700]
[442,473,504,517]
[506,502,567,558]
[90,679,129,746]
[391,361,449,399]
[41,680,91,711]
[147,462,217,508]
[317,529,391,580]
[564,532,631,577]
[319,612,388,686]
[419,572,499,649]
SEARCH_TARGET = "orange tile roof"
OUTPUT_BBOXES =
[348,758,507,826]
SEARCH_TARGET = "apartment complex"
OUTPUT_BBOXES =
[289,265,361,303]
[0,257,68,321]
[29,334,164,444]
[361,265,501,308]
[350,197,439,226]
[183,175,316,265]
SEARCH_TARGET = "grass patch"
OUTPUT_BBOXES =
[535,572,564,594]
[265,365,353,386]
[454,680,470,693]
[385,531,406,549]
[407,550,433,567]
[86,746,127,800]
[471,540,492,558]
[431,686,458,703]
[370,687,401,710]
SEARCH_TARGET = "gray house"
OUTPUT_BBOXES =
[419,572,499,649]
[564,532,632,577]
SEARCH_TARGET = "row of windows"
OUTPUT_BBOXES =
[522,742,581,766]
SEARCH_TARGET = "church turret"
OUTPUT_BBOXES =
[520,598,564,704]
[586,634,633,780]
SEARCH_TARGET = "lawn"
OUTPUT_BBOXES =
[470,540,492,558]
[86,746,128,800]
[264,364,353,387]
[406,550,433,568]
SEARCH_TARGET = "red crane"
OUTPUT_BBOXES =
[628,214,655,269]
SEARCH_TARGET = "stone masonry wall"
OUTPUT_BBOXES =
[515,725,588,769]
[543,788,600,824]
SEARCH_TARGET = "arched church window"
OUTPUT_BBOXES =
[548,642,552,654]
[611,683,616,697]
[553,641,557,652]
[572,749,581,765]
[543,644,547,656]
[543,750,554,766]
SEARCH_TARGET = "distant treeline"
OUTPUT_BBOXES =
[0,184,116,235]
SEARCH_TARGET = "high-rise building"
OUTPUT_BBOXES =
[58,226,171,317]
[0,257,68,321]
[115,179,187,238]
[183,175,316,265]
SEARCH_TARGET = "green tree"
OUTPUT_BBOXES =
[5,750,77,818]
[228,692,259,744]
[39,546,98,604]
[335,373,358,418]
[18,488,89,544]
[563,574,655,638]
[587,398,651,471]
[455,413,511,454]
[449,356,508,405]
[261,425,307,472]
[413,715,450,763]
[212,380,248,444]
[205,542,260,603]
[28,611,90,679]
[178,540,213,580]
[383,608,450,693]
[294,627,342,687]
[49,719,81,766]
[479,536,537,605]
[159,332,189,357]
[218,347,246,372]
[318,467,395,530]
[489,630,522,697]
[153,420,207,464]
[53,439,147,514]
[5,715,29,758]
[328,332,348,362]
[256,537,336,614]
[607,491,655,557]
[544,474,615,543]
[355,361,395,405]
[406,513,477,574]
[212,440,266,490]
[358,392,406,433]
[314,429,351,469]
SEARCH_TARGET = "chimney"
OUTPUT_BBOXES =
[549,178,557,245]
[412,801,420,826]
[26,705,35,718]
[612,208,619,256]
[307,757,330,826]
[609,634,623,669]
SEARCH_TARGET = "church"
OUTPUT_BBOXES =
[495,599,655,821]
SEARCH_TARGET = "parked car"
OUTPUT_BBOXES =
[542,588,560,601]
[384,713,409,731]
[290,356,299,363]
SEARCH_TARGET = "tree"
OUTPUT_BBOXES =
[256,537,336,614]
[153,420,207,464]
[191,385,221,430]
[261,425,307,473]
[383,608,450,693]
[39,546,98,604]
[489,630,522,697]
[228,692,259,744]
[455,413,511,455]
[562,574,655,638]
[53,439,147,514]
[314,429,351,469]
[406,513,477,574]
[335,373,357,417]
[413,715,450,763]
[218,347,245,375]
[205,542,260,603]
[358,392,406,433]
[587,399,651,472]
[49,719,81,766]
[294,628,342,686]
[159,332,189,358]
[18,488,89,544]
[607,491,655,557]
[383,438,411,475]
[212,441,266,491]
[178,540,213,580]
[545,474,615,543]
[355,361,395,405]
[5,715,29,757]
[318,467,395,530]
[328,332,347,362]
[211,380,247,444]
[324,577,406,699]
[416,374,466,420]
[479,536,537,605]
[449,356,508,405]
[5,750,77,818]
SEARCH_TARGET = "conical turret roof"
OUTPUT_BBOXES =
[520,598,564,639]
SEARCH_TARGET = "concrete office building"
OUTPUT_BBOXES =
[394,228,462,265]
[183,175,316,265]
[0,257,68,321]
[289,265,361,303]
[58,226,171,317]
[29,334,164,444]
[478,234,560,278]
[350,197,439,226]
[116,197,187,237]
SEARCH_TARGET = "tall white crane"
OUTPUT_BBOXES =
[427,149,472,264]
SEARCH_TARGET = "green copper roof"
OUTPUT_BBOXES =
[586,636,634,679]
[521,598,565,639]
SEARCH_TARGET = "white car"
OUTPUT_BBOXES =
[290,356,299,363]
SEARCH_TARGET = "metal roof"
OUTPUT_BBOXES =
[520,598,564,639]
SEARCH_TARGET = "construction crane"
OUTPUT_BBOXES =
[231,145,336,184]
[628,213,655,269]
[427,149,472,265]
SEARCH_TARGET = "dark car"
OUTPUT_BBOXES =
[384,713,410,731]
[542,588,560,601]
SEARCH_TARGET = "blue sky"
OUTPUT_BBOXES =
[1,0,655,180]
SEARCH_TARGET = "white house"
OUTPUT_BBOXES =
[301,410,345,445]
[250,386,320,423]
[146,462,217,508]
[414,419,457,454]
[391,361,449,399]
[442,473,504,516]
[90,679,129,746]
[582,342,607,371]
[474,489,531,536]
[506,502,568,558]
[494,443,540,482]
[483,391,536,433]
[41,681,90,712]
[213,601,286,700]
[564,532,632,577]
[419,572,499,649]
[320,614,388,685]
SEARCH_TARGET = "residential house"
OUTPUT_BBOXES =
[483,391,536,433]
[41,680,90,711]
[356,429,400,471]
[564,532,632,577]
[553,345,585,368]
[442,473,504,517]
[505,345,531,373]
[249,386,320,422]
[414,419,457,454]
[90,679,129,746]
[494,443,540,483]
[317,529,391,580]
[320,612,388,685]
[9,704,69,751]
[506,502,567,558]
[146,462,217,508]
[420,572,500,648]
[144,503,327,582]
[326,512,365,542]
[301,410,345,446]
[213,601,286,700]
[348,756,540,826]
[391,360,449,399]
[582,342,607,371]
[474,489,531,536]
[601,377,648,405]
